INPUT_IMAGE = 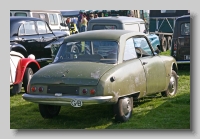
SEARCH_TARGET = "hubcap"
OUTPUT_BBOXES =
[122,98,131,117]
[168,75,176,95]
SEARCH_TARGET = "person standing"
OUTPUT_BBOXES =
[94,14,99,18]
[77,11,83,32]
[80,14,88,32]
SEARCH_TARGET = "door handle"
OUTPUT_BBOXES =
[142,62,148,65]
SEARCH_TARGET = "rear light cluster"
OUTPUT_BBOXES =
[173,43,177,57]
[82,88,96,95]
[31,86,44,92]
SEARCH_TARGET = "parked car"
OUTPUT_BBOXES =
[10,10,70,36]
[171,15,190,64]
[87,16,160,52]
[10,49,40,95]
[10,16,68,67]
[22,30,178,122]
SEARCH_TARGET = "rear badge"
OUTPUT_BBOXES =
[55,93,62,97]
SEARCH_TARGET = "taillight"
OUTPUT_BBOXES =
[90,89,96,95]
[31,86,37,92]
[82,89,87,94]
[39,87,44,92]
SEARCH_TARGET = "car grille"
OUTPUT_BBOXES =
[47,86,79,95]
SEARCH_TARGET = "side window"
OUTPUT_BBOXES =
[49,14,58,25]
[14,12,27,17]
[39,14,46,20]
[24,21,37,35]
[133,37,153,56]
[124,24,139,32]
[37,21,47,34]
[19,24,25,35]
[10,13,12,16]
[58,14,63,24]
[123,38,137,61]
[181,22,190,35]
[37,21,52,34]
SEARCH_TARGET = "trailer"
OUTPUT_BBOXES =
[149,10,190,51]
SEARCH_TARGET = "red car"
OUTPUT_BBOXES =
[10,50,40,95]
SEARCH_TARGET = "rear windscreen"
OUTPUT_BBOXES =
[92,25,117,30]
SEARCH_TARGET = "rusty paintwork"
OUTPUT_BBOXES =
[23,30,178,105]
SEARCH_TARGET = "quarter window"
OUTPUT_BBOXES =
[123,38,137,61]
[133,37,153,56]
[49,14,58,25]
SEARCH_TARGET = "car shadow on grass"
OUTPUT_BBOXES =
[105,92,190,129]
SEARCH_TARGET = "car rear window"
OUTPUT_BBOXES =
[181,23,190,35]
[14,12,27,17]
[92,25,117,30]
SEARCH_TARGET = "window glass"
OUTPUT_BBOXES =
[10,13,12,16]
[58,14,62,23]
[37,21,47,34]
[24,21,37,35]
[19,24,25,35]
[14,12,27,16]
[133,37,153,56]
[181,23,190,35]
[92,25,117,30]
[161,10,176,13]
[49,14,55,25]
[39,14,46,20]
[53,14,58,25]
[124,24,139,32]
[123,38,137,61]
[54,40,118,64]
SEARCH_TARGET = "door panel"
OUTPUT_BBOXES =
[139,56,166,94]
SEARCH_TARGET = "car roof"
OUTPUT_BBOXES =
[64,30,145,42]
[89,16,145,23]
[10,16,44,22]
[176,15,190,21]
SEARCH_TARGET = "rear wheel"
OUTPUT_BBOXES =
[23,67,33,92]
[161,37,167,52]
[39,104,61,119]
[161,70,178,97]
[167,36,172,50]
[114,96,133,122]
[10,82,22,95]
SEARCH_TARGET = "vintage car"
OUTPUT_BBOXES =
[10,48,40,95]
[171,15,190,64]
[87,16,161,52]
[22,30,178,122]
[10,16,68,67]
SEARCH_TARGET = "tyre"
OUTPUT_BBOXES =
[114,96,133,122]
[10,82,22,95]
[161,70,178,97]
[167,36,172,50]
[39,104,61,119]
[23,67,33,92]
[161,37,167,52]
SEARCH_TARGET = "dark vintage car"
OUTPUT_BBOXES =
[171,15,190,64]
[10,16,68,66]
[22,30,178,122]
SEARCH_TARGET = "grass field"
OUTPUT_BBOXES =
[10,50,190,129]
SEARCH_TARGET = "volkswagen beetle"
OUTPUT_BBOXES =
[22,30,178,122]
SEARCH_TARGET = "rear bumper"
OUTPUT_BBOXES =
[22,93,114,106]
[176,60,190,64]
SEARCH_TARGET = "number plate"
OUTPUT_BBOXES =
[184,55,190,60]
[71,99,83,107]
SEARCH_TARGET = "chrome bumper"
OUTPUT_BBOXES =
[22,93,114,106]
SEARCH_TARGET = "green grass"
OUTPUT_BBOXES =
[10,51,190,129]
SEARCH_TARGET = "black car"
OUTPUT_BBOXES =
[10,16,68,66]
[171,15,190,64]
